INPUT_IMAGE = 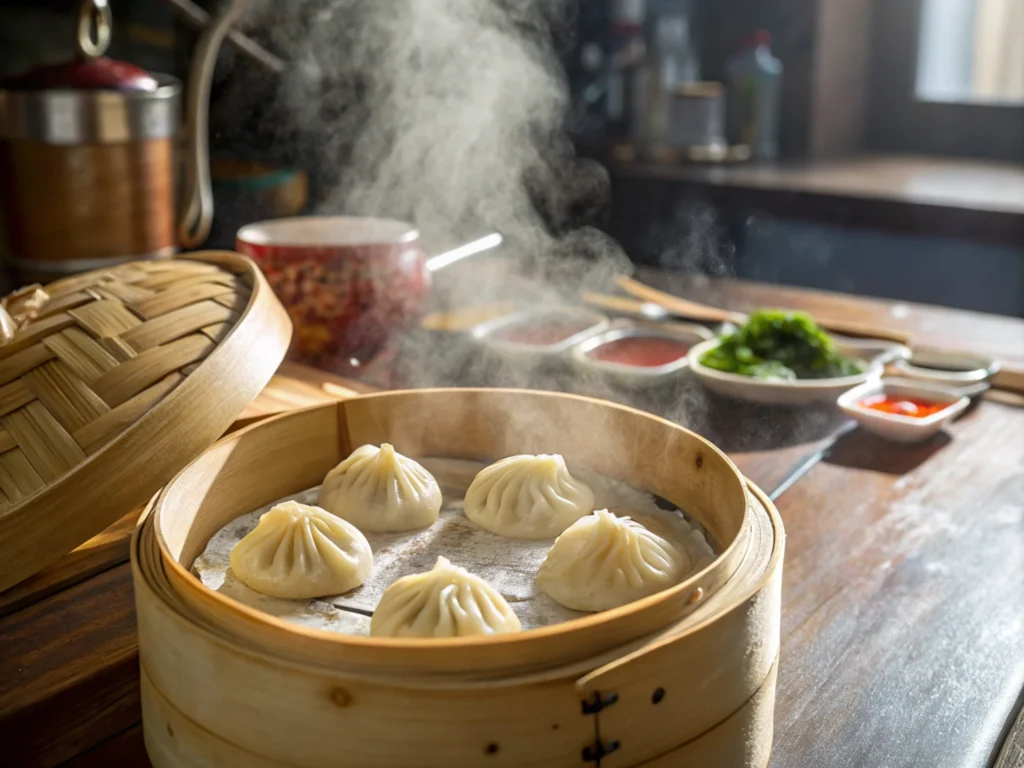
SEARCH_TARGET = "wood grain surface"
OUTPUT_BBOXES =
[61,725,146,768]
[0,564,139,767]
[0,508,141,617]
[615,274,914,344]
[996,703,1024,768]
[768,401,1024,768]
[615,156,1024,215]
[2,276,1022,767]
[232,360,371,428]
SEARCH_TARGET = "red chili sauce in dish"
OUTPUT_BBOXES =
[586,336,691,367]
[859,394,949,418]
[490,315,594,346]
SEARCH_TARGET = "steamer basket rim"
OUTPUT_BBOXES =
[134,479,783,680]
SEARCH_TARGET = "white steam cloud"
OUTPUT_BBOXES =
[238,0,624,274]
[219,0,840,450]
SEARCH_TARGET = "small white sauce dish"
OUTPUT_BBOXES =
[470,307,608,361]
[837,377,970,443]
[891,347,999,388]
[571,323,711,387]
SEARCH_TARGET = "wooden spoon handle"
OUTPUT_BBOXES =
[579,290,652,317]
[811,319,912,346]
[614,275,746,325]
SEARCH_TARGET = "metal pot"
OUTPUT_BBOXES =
[0,0,249,282]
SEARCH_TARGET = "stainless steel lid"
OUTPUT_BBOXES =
[0,75,182,143]
[0,0,181,143]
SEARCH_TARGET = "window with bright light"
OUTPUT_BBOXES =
[916,0,1024,104]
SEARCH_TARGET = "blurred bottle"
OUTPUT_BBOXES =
[566,42,608,137]
[564,1,612,138]
[726,30,783,160]
[659,12,700,86]
[606,0,646,142]
[634,9,699,154]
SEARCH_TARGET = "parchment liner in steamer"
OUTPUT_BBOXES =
[192,458,716,635]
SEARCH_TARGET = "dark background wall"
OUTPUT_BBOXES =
[591,0,1024,316]
[1,0,1021,316]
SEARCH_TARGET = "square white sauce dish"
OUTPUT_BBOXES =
[837,377,970,443]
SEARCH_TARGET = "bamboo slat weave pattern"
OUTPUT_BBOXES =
[0,260,252,512]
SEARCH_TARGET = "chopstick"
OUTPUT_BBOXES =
[611,276,747,326]
[579,290,647,317]
[614,275,914,344]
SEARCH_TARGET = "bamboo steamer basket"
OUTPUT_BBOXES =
[134,390,785,767]
[0,251,291,592]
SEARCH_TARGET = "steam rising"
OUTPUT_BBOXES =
[328,0,564,252]
[240,0,621,267]
[225,0,841,450]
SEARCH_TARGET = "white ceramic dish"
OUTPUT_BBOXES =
[687,337,907,406]
[892,347,999,387]
[470,307,608,360]
[837,377,970,443]
[572,323,711,386]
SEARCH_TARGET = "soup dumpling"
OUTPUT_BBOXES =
[370,556,521,638]
[464,454,594,540]
[318,443,442,532]
[230,501,373,599]
[536,509,686,612]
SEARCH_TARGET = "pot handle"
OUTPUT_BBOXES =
[178,0,251,249]
[75,0,112,60]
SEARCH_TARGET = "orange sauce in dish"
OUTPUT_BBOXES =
[859,394,949,418]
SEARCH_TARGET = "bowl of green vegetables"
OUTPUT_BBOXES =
[688,310,908,405]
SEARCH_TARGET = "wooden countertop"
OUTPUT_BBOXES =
[614,154,1024,216]
[2,278,1023,767]
[593,153,1024,247]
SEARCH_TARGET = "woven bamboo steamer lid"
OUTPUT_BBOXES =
[0,252,291,592]
[133,391,785,767]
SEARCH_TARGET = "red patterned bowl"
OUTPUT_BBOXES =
[237,216,430,370]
